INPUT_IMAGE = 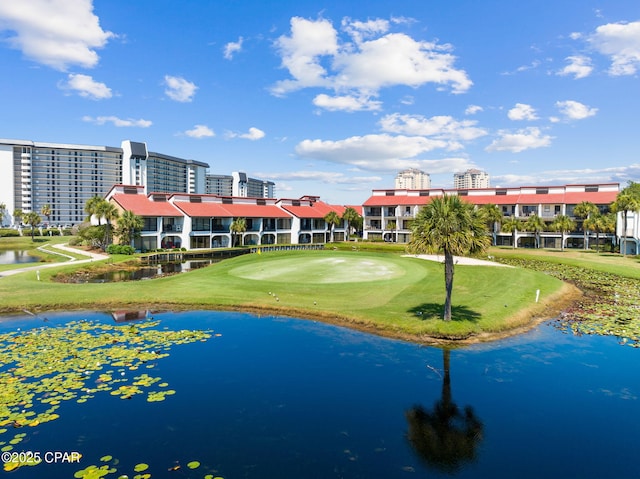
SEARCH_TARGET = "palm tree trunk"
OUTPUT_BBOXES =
[443,252,454,321]
[622,214,628,256]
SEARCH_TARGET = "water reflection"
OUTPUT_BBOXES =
[0,250,39,265]
[69,260,213,282]
[405,349,483,474]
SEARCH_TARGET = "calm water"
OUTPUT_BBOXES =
[0,250,39,265]
[0,310,638,479]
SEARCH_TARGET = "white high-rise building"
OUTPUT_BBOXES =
[0,138,208,226]
[394,168,431,190]
[454,169,490,189]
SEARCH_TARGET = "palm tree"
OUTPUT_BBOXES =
[23,211,41,240]
[524,213,546,249]
[584,212,615,253]
[611,193,640,256]
[405,349,483,474]
[0,202,6,226]
[230,217,247,247]
[84,195,105,224]
[342,207,362,241]
[573,201,598,250]
[407,195,490,321]
[323,211,341,243]
[117,210,144,246]
[550,214,575,251]
[95,201,120,248]
[479,204,502,246]
[501,216,522,249]
[40,204,52,225]
[13,208,23,227]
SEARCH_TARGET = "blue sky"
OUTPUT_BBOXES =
[1,0,639,205]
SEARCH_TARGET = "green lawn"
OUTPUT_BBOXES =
[0,248,566,342]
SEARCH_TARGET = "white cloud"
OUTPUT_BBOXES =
[379,113,487,144]
[485,127,553,153]
[255,170,382,184]
[313,93,382,112]
[589,21,640,75]
[494,164,640,186]
[294,134,475,172]
[164,75,198,102]
[82,115,152,127]
[184,125,215,138]
[0,0,113,70]
[223,37,243,60]
[555,100,598,120]
[271,16,471,100]
[507,103,538,121]
[59,73,111,99]
[465,105,483,115]
[226,127,265,140]
[558,55,593,79]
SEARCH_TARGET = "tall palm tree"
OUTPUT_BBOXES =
[117,210,144,246]
[95,201,120,248]
[405,349,483,474]
[0,202,6,226]
[524,213,546,248]
[323,211,341,243]
[407,195,490,321]
[341,207,362,241]
[40,204,52,225]
[13,208,23,226]
[584,212,615,253]
[550,214,575,251]
[230,217,247,247]
[611,193,640,256]
[23,211,41,240]
[479,203,502,246]
[501,216,522,249]
[573,201,598,250]
[84,195,105,224]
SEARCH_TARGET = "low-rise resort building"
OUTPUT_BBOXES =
[363,183,626,250]
[106,185,350,251]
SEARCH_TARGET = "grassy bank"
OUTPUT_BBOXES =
[0,247,568,343]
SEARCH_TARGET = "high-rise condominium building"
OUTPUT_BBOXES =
[394,168,431,189]
[0,139,208,226]
[205,172,275,198]
[453,168,490,189]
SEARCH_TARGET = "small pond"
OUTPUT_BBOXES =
[0,311,638,479]
[0,250,39,265]
[61,260,214,283]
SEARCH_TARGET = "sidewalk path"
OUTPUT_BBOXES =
[403,254,513,267]
[0,244,108,278]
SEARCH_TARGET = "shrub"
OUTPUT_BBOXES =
[106,244,136,255]
[0,228,20,237]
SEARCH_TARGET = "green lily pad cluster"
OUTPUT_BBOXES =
[74,454,224,479]
[0,318,212,471]
[497,258,640,347]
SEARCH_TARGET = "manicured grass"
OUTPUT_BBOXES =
[489,246,640,279]
[0,235,85,272]
[0,249,567,342]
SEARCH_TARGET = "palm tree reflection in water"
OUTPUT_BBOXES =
[405,349,483,474]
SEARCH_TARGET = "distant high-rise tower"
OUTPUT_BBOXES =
[394,168,431,189]
[453,169,490,189]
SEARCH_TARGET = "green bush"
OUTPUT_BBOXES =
[0,228,20,237]
[106,244,136,255]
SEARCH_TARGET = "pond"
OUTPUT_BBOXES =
[59,260,214,283]
[0,250,39,265]
[0,311,638,479]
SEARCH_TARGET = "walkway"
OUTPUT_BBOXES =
[0,244,108,278]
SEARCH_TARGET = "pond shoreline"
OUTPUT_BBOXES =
[1,281,581,346]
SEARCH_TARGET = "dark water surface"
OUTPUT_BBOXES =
[0,310,638,479]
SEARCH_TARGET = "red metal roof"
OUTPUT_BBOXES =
[280,200,344,218]
[172,201,232,217]
[223,203,291,218]
[111,194,183,216]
